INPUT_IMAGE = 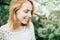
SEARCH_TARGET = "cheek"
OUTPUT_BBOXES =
[17,13,23,20]
[16,11,25,20]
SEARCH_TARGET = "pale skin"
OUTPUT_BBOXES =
[16,1,32,25]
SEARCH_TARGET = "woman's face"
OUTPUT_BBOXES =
[16,1,32,25]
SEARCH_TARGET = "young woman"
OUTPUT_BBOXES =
[0,0,36,40]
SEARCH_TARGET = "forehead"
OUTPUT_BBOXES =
[21,1,32,10]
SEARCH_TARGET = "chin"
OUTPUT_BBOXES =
[23,22,27,24]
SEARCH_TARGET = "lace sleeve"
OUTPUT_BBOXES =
[0,25,6,40]
[0,29,4,40]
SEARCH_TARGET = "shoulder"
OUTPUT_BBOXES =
[0,24,6,30]
[30,22,34,28]
[0,24,8,35]
[0,30,4,40]
[29,22,34,28]
[0,24,7,40]
[0,23,8,32]
[29,22,35,32]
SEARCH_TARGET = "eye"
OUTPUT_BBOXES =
[24,10,29,13]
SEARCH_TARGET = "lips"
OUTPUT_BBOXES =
[24,19,29,22]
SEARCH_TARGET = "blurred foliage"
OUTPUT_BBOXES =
[0,0,60,40]
[0,0,10,26]
[32,0,60,40]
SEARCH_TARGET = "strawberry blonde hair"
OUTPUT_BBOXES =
[8,0,34,29]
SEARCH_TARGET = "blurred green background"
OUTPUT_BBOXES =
[0,0,60,40]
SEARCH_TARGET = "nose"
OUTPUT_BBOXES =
[27,12,32,18]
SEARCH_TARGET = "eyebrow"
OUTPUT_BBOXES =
[25,9,31,11]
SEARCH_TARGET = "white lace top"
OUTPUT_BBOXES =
[0,22,36,40]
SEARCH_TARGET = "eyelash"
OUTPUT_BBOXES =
[24,10,32,15]
[25,11,28,13]
[24,10,29,13]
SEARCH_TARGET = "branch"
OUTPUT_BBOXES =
[34,13,47,19]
